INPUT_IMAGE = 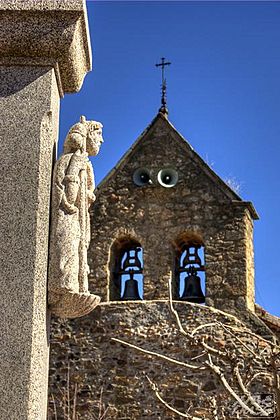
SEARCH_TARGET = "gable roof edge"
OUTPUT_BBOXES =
[96,113,259,220]
[96,113,163,192]
[164,118,243,202]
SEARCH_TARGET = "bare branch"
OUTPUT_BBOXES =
[234,364,269,416]
[98,387,103,419]
[51,393,58,420]
[206,354,257,416]
[210,396,219,420]
[67,364,70,420]
[168,277,192,338]
[72,383,78,420]
[190,323,218,337]
[222,325,280,350]
[191,351,207,361]
[99,406,110,420]
[201,338,227,357]
[112,338,206,370]
[168,277,227,359]
[271,353,280,419]
[246,371,272,386]
[146,375,203,420]
[220,407,227,420]
[219,322,260,360]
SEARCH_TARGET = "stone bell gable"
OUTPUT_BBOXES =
[88,112,258,314]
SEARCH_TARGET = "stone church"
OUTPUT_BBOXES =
[48,110,280,419]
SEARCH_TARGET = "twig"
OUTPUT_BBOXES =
[206,354,257,416]
[168,277,226,358]
[210,396,219,420]
[191,351,206,361]
[51,393,58,420]
[220,406,226,420]
[222,325,280,350]
[219,322,260,360]
[97,387,110,420]
[190,323,218,337]
[99,407,110,420]
[168,276,192,338]
[98,387,103,419]
[67,363,70,420]
[201,338,227,357]
[112,338,206,370]
[57,384,67,418]
[72,383,78,420]
[246,371,272,386]
[146,375,203,420]
[271,353,280,419]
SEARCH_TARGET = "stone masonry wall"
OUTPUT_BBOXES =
[244,209,255,311]
[48,301,277,419]
[88,115,256,314]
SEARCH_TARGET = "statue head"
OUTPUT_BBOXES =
[63,116,104,155]
[84,117,104,156]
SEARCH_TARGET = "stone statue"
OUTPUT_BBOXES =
[48,116,103,318]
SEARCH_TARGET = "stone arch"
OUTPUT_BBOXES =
[109,235,144,301]
[171,231,205,301]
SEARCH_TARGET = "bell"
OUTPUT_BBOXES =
[181,269,205,304]
[122,271,141,300]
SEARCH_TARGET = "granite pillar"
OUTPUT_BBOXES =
[0,1,92,418]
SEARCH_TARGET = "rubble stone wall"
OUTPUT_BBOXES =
[48,302,277,419]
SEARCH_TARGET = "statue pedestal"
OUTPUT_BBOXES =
[0,1,92,418]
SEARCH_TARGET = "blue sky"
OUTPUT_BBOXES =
[59,1,280,316]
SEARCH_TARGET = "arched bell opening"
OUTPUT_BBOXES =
[173,233,205,304]
[109,237,144,301]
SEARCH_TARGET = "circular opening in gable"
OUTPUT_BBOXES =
[158,168,178,188]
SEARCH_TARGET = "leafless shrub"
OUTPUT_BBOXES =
[112,277,279,419]
[224,176,242,195]
[49,364,110,420]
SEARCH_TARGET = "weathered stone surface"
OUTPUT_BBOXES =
[0,1,92,418]
[0,0,91,94]
[255,304,280,341]
[48,116,103,318]
[48,301,277,419]
[0,65,59,420]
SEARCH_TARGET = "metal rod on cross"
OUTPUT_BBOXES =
[155,57,171,115]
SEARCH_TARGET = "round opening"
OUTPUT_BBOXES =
[133,168,152,186]
[157,168,178,188]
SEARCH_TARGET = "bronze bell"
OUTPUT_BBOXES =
[122,270,141,301]
[181,268,205,304]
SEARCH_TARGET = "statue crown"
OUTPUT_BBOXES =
[80,115,103,132]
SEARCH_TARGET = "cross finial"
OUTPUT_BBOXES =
[155,57,171,116]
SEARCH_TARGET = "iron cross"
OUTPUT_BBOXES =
[155,57,171,115]
[155,57,171,85]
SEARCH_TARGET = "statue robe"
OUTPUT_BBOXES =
[48,151,94,297]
